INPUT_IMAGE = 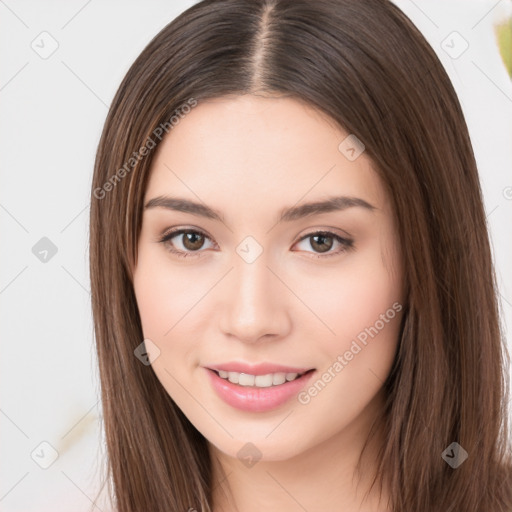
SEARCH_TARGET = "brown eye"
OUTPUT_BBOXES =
[159,229,215,258]
[309,233,334,253]
[294,231,354,258]
[181,231,206,251]
[159,228,353,260]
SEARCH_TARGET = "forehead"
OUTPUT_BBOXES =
[144,95,387,215]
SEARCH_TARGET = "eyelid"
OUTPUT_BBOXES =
[297,226,353,243]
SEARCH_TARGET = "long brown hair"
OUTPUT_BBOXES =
[89,0,512,510]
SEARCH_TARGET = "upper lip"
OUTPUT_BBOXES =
[206,362,314,376]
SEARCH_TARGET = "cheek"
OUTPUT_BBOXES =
[294,252,402,425]
[132,263,169,342]
[295,240,403,407]
[133,242,200,340]
[300,246,401,343]
[132,245,208,377]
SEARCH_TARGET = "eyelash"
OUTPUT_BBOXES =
[157,228,354,260]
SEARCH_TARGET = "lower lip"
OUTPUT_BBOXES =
[205,368,315,412]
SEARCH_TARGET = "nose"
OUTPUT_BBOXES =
[218,254,292,344]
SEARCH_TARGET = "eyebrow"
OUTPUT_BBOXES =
[144,195,376,223]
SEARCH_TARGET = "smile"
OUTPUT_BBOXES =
[205,368,316,412]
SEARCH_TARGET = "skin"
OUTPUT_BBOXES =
[132,94,404,511]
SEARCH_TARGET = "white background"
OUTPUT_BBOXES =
[1,0,511,510]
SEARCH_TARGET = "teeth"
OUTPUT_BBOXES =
[272,373,286,385]
[217,370,305,387]
[238,373,254,386]
[255,374,273,387]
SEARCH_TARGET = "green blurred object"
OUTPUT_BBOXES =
[495,17,512,78]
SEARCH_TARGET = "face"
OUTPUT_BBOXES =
[132,94,404,462]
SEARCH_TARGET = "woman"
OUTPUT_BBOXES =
[89,0,512,510]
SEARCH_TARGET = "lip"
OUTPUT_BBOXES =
[205,367,316,413]
[205,361,313,376]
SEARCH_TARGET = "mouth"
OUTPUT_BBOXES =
[205,367,316,412]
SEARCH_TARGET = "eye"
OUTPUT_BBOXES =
[293,231,354,258]
[158,228,215,258]
[158,228,354,259]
